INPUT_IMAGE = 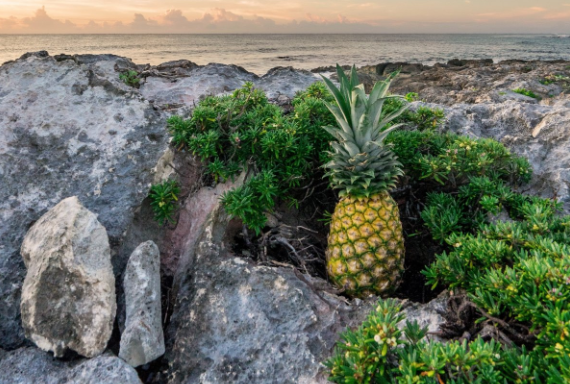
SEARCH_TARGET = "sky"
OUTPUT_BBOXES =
[0,1,569,34]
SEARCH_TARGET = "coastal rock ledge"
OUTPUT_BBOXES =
[1,51,569,384]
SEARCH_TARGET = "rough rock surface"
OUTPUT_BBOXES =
[120,241,165,367]
[4,52,570,382]
[0,52,169,349]
[0,51,318,350]
[140,64,318,108]
[163,190,446,384]
[20,196,115,358]
[441,97,570,211]
[356,59,570,105]
[0,348,142,384]
[349,59,570,212]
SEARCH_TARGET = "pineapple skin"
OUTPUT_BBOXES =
[326,192,404,297]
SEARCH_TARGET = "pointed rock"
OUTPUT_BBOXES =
[120,241,164,367]
[20,196,116,358]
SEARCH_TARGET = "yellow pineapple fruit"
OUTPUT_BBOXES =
[321,65,407,297]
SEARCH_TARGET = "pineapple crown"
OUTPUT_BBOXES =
[320,64,409,198]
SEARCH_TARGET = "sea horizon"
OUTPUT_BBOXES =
[2,33,569,75]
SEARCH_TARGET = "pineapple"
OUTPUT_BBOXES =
[321,65,408,297]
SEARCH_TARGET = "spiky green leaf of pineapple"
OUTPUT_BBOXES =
[322,64,407,297]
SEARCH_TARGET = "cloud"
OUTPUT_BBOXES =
[1,6,569,34]
[0,7,362,34]
[10,6,78,33]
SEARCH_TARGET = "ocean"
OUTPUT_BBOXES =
[1,34,569,75]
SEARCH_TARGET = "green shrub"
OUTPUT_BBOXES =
[407,106,446,131]
[148,180,180,225]
[325,298,570,383]
[540,74,570,85]
[119,70,140,87]
[166,81,448,234]
[513,88,539,99]
[387,130,532,188]
[420,200,570,380]
[167,82,326,233]
[382,98,446,132]
[405,92,419,102]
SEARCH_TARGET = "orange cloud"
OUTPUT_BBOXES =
[1,5,569,34]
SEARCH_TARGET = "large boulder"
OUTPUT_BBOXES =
[163,185,446,384]
[0,51,321,351]
[0,52,170,349]
[120,241,164,367]
[0,348,142,384]
[20,196,115,358]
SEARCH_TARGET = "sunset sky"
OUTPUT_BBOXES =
[1,0,569,33]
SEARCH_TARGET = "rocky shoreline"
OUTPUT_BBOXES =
[0,51,569,383]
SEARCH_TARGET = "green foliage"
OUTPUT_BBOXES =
[404,92,419,102]
[387,130,532,188]
[382,98,446,132]
[421,192,464,242]
[540,74,570,85]
[290,81,337,164]
[408,106,446,131]
[165,75,451,233]
[148,180,180,225]
[325,298,568,383]
[513,88,540,99]
[119,70,140,87]
[422,200,570,380]
[166,82,330,233]
[420,177,556,242]
[220,170,279,231]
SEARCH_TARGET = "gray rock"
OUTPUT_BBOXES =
[257,66,319,99]
[0,348,142,384]
[20,196,115,358]
[439,97,570,212]
[120,241,164,367]
[164,188,446,384]
[0,52,320,350]
[0,52,170,349]
[140,63,318,108]
[399,294,448,342]
[140,63,257,108]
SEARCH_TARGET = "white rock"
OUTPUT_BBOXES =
[20,196,115,358]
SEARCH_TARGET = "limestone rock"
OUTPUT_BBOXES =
[164,193,446,384]
[140,63,257,108]
[120,241,164,367]
[0,347,142,384]
[0,51,170,349]
[440,97,570,212]
[140,63,318,108]
[256,66,319,99]
[20,196,115,358]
